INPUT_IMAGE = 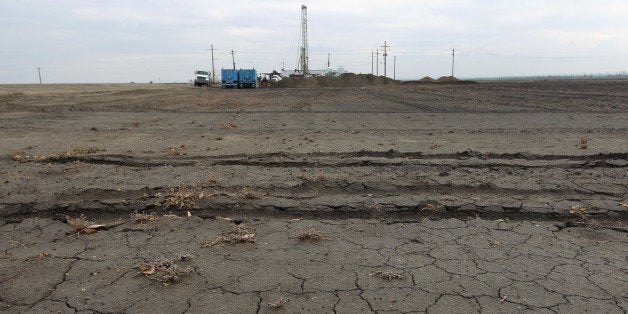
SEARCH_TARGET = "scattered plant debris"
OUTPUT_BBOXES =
[422,203,445,212]
[579,137,589,149]
[164,184,202,209]
[199,174,221,187]
[268,297,289,309]
[204,223,255,246]
[165,145,187,156]
[12,147,103,162]
[130,212,159,223]
[219,121,238,129]
[294,229,330,242]
[372,270,404,280]
[137,257,192,284]
[235,187,262,199]
[162,213,180,219]
[8,240,27,249]
[570,205,588,220]
[65,214,106,235]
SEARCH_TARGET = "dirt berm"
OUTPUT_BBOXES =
[276,73,397,88]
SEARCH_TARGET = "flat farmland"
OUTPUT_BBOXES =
[1,80,626,312]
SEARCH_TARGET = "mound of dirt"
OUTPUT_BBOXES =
[400,76,439,85]
[436,76,460,82]
[436,76,478,84]
[276,73,397,88]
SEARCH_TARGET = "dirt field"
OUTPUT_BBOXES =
[1,80,627,312]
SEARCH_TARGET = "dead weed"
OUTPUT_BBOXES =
[203,223,255,246]
[130,212,159,223]
[65,214,105,235]
[372,270,404,280]
[165,145,187,156]
[268,297,289,309]
[164,184,203,209]
[137,257,192,285]
[12,147,103,162]
[570,205,588,220]
[294,229,330,242]
[219,121,238,129]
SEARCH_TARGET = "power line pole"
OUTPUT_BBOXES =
[451,49,455,77]
[375,49,380,76]
[299,4,309,75]
[371,51,374,74]
[327,53,330,68]
[208,45,216,83]
[230,50,236,70]
[37,67,42,84]
[393,56,396,80]
[381,41,389,77]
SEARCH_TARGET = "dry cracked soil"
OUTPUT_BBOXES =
[0,80,627,313]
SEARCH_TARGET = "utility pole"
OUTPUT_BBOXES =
[375,49,380,76]
[371,51,374,75]
[451,49,455,77]
[299,4,309,75]
[208,45,216,83]
[327,53,330,68]
[382,41,389,77]
[230,50,236,70]
[37,67,42,84]
[393,56,396,80]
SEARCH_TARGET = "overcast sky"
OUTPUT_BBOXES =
[1,0,627,83]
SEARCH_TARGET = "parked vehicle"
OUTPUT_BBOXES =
[193,70,210,87]
[237,69,258,88]
[221,69,238,88]
[221,68,258,88]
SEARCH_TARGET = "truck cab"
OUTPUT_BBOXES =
[194,70,210,87]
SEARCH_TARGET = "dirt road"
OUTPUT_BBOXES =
[1,80,627,312]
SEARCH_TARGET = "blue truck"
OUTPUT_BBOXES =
[221,69,238,88]
[237,69,258,88]
[221,68,258,89]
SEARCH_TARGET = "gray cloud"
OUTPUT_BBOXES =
[1,0,627,83]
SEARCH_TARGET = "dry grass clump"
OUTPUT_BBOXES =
[162,179,222,209]
[219,121,238,129]
[65,214,105,235]
[199,174,221,187]
[130,212,159,223]
[372,270,404,280]
[293,228,330,242]
[235,187,262,199]
[165,145,187,156]
[579,137,589,149]
[570,205,588,220]
[297,172,328,182]
[421,203,446,212]
[12,147,103,162]
[164,184,202,209]
[268,297,289,309]
[137,257,192,285]
[203,223,255,246]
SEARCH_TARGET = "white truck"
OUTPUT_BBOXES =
[193,70,210,87]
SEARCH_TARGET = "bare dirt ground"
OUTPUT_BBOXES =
[1,80,627,313]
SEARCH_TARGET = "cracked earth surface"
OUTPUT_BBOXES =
[1,81,627,313]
